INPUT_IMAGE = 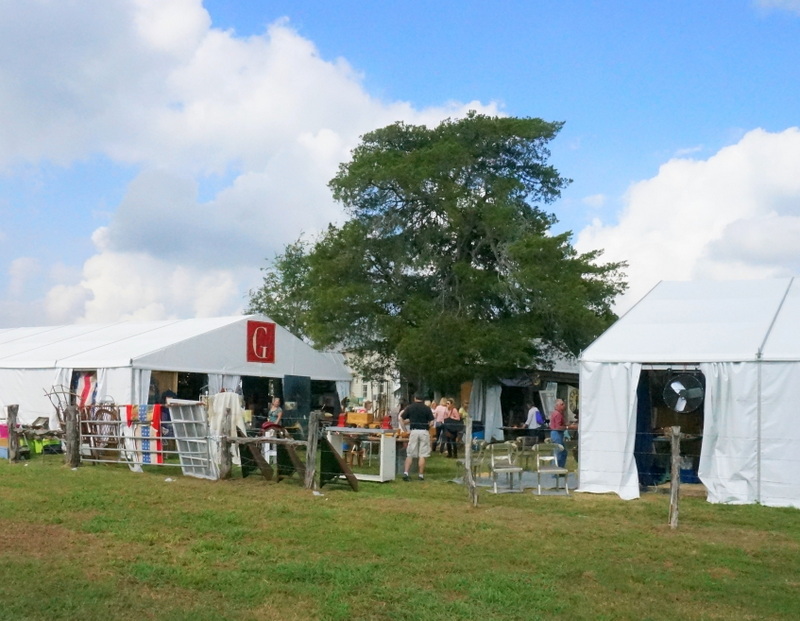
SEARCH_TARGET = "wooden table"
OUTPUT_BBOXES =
[325,427,397,482]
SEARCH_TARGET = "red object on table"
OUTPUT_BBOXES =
[380,415,391,429]
[337,413,347,427]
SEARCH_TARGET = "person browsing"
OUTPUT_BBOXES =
[549,399,567,468]
[441,398,462,458]
[400,393,434,481]
[522,402,546,430]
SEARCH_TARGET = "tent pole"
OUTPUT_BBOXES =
[756,352,762,504]
[754,277,791,506]
[131,371,136,407]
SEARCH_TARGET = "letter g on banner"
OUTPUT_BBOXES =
[246,321,276,363]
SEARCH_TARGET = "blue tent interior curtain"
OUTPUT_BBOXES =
[634,372,663,486]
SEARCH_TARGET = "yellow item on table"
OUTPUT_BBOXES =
[346,412,373,427]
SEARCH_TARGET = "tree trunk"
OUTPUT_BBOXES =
[305,411,319,490]
[219,407,233,480]
[7,405,19,463]
[464,415,478,507]
[668,426,681,529]
[64,405,81,468]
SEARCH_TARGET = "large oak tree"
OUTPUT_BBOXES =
[248,113,626,391]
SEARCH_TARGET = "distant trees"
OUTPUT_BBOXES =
[248,112,626,392]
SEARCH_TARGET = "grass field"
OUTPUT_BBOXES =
[0,451,798,621]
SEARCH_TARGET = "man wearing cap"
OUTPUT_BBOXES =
[400,393,434,481]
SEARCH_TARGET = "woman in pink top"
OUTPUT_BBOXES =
[433,398,448,453]
[441,399,462,458]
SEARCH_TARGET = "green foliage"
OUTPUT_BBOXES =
[249,112,627,388]
[247,238,313,339]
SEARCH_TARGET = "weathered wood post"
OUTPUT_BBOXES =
[219,407,233,480]
[305,411,320,490]
[464,415,478,507]
[64,405,81,468]
[7,405,19,463]
[668,426,681,529]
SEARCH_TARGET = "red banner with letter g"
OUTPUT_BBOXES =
[246,320,276,363]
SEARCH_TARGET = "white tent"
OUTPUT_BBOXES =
[579,278,800,509]
[0,315,351,426]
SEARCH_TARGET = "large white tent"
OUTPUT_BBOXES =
[0,315,351,426]
[578,278,800,509]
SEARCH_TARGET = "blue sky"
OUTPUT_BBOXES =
[203,0,800,219]
[1,0,800,326]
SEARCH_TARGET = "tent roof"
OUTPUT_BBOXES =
[581,278,798,363]
[0,315,352,381]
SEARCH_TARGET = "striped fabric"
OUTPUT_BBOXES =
[75,372,97,407]
[125,404,163,465]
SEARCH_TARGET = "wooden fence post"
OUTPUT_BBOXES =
[305,411,320,490]
[7,405,19,463]
[64,405,81,468]
[464,415,478,507]
[219,407,233,480]
[668,426,681,529]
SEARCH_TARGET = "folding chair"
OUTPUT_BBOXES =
[487,441,523,493]
[533,442,569,495]
[514,435,538,470]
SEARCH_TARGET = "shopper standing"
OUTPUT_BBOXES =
[400,394,434,481]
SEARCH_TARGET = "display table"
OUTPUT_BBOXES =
[325,426,397,482]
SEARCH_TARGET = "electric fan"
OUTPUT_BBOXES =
[662,373,704,413]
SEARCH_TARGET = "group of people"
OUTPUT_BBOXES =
[432,397,463,458]
[252,392,576,479]
[398,394,465,481]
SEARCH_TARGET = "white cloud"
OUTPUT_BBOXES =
[48,250,245,324]
[0,0,500,324]
[8,258,41,297]
[673,145,704,157]
[754,0,800,15]
[576,127,800,313]
[582,194,606,209]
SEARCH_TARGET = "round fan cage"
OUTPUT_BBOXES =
[662,373,704,413]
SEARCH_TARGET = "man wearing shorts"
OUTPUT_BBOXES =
[400,393,434,481]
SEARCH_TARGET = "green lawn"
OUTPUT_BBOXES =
[0,452,798,620]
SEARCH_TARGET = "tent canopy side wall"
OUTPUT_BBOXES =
[755,362,800,508]
[697,362,761,505]
[577,361,641,500]
[0,315,352,425]
[579,278,800,510]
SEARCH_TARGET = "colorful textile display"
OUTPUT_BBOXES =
[0,423,7,459]
[125,404,163,465]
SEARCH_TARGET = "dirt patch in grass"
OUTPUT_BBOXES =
[0,519,89,559]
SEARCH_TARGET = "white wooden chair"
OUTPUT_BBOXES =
[261,428,278,464]
[488,441,523,493]
[458,439,487,479]
[514,435,538,470]
[533,442,569,495]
